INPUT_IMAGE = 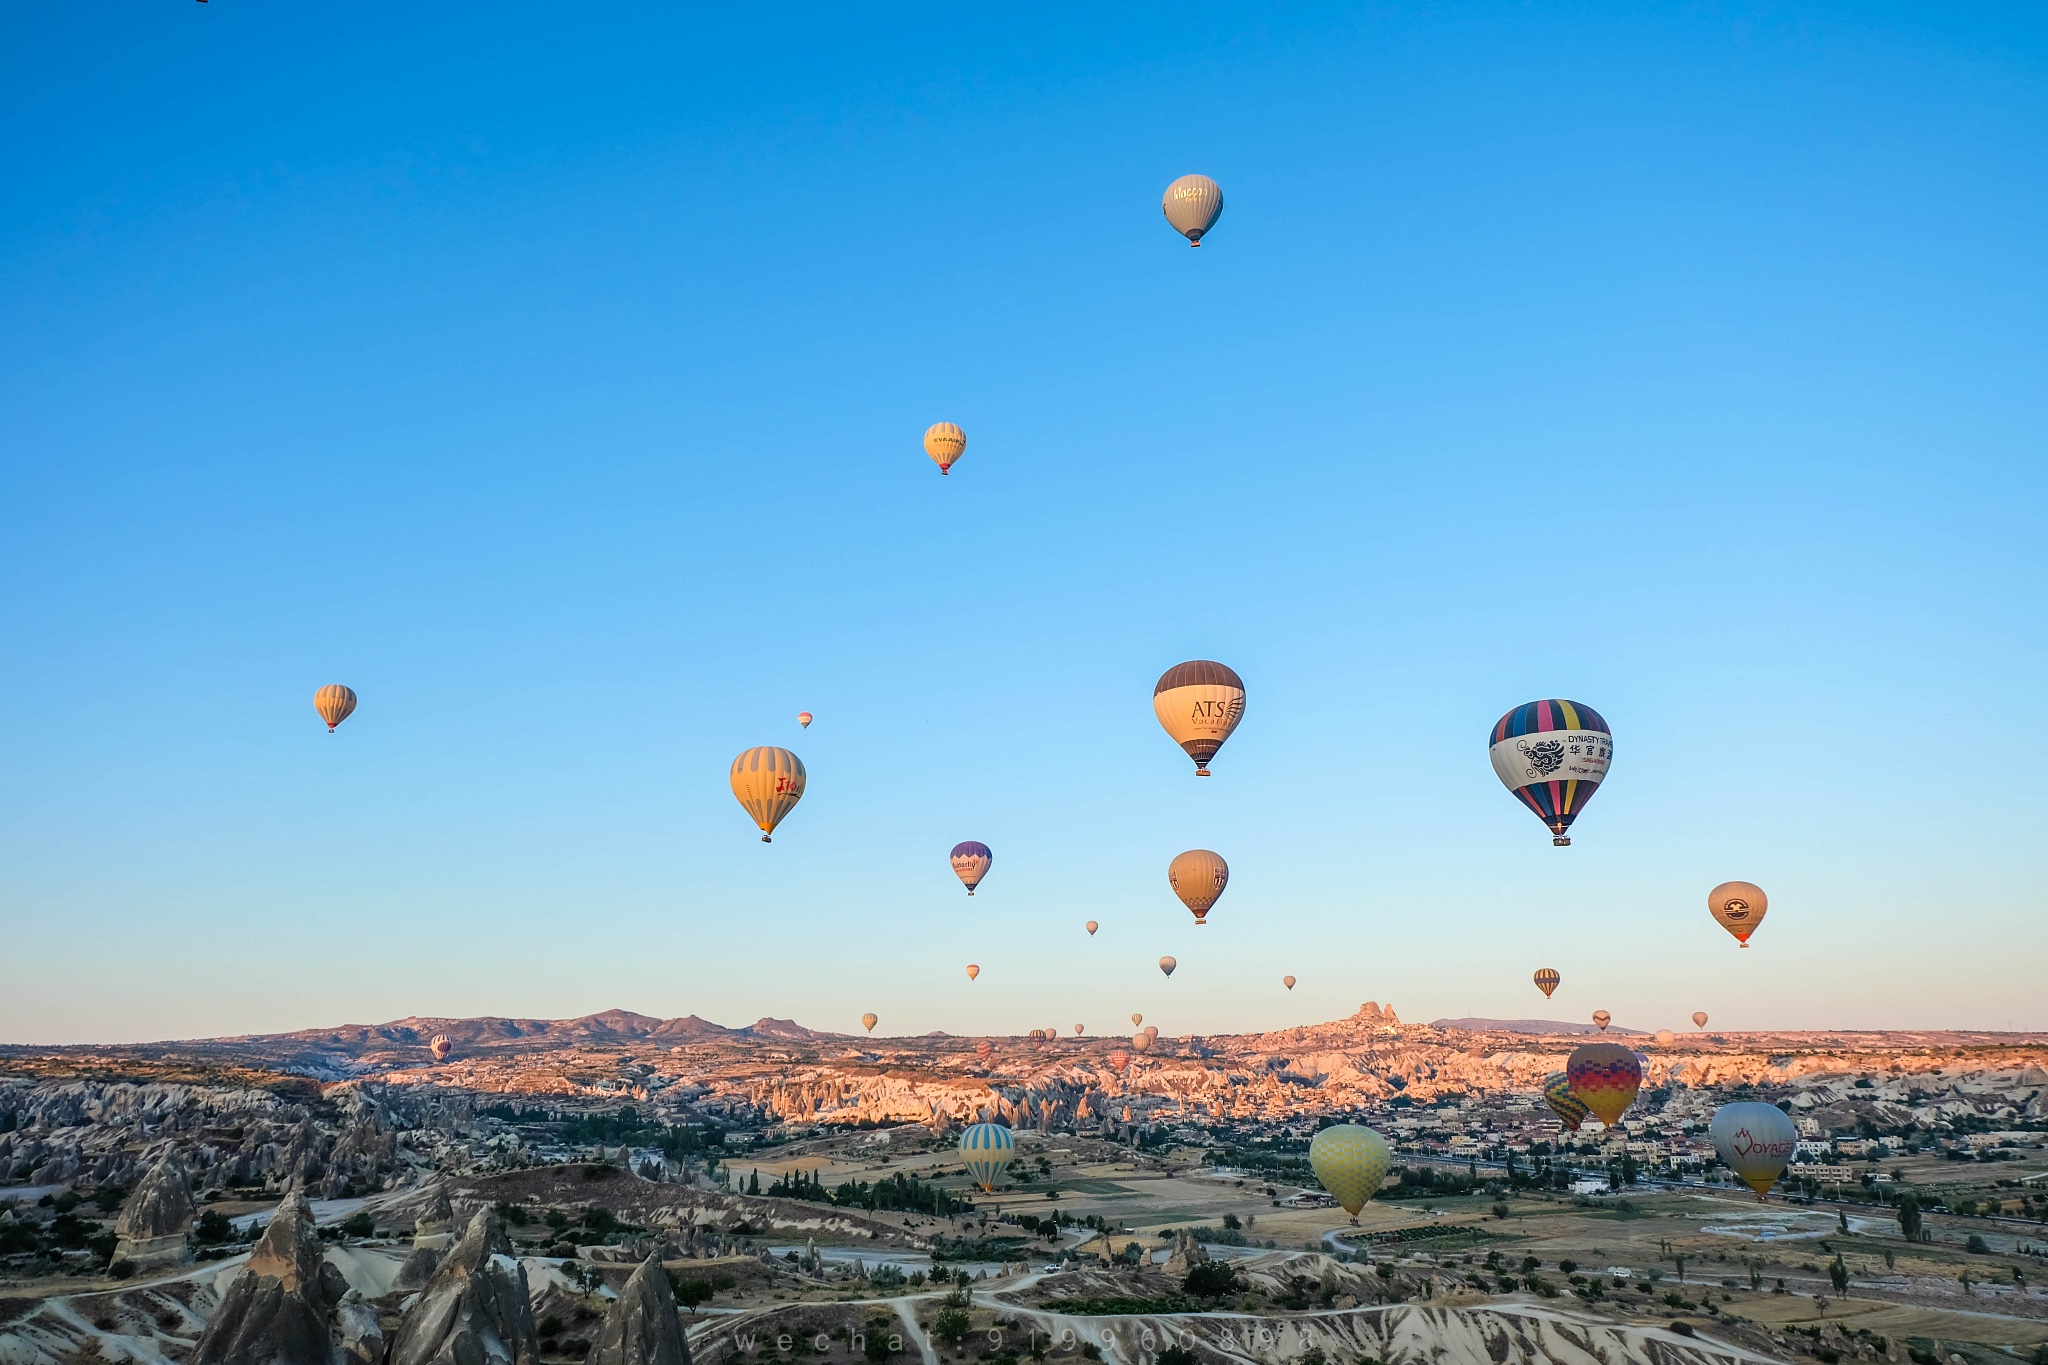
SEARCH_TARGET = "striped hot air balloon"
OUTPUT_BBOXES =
[1542,1072,1590,1131]
[314,684,357,732]
[1108,1049,1130,1070]
[730,747,806,842]
[797,711,813,729]
[1533,968,1561,999]
[958,1122,1015,1191]
[975,1040,993,1058]
[1308,1124,1392,1218]
[950,842,993,895]
[924,423,966,475]
[1162,175,1224,247]
[429,1034,453,1062]
[1488,700,1612,845]
[1566,1042,1642,1127]
[1168,850,1229,925]
[1154,661,1244,776]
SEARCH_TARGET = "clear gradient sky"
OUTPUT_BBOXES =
[3,4,2045,1045]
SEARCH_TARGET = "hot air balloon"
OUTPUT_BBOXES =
[1542,1073,1590,1132]
[924,422,966,475]
[797,712,813,729]
[1308,1124,1392,1221]
[1565,1043,1642,1127]
[975,1040,993,1059]
[965,964,980,981]
[1073,1024,1085,1035]
[1591,1010,1611,1032]
[1144,1025,1159,1041]
[1693,1011,1709,1030]
[950,842,993,895]
[1710,1102,1797,1201]
[1654,1030,1675,1047]
[1162,175,1223,247]
[1533,968,1561,999]
[1282,975,1296,991]
[1130,1032,1152,1052]
[861,1013,878,1033]
[1085,921,1098,936]
[1158,957,1176,977]
[1131,1013,1143,1026]
[314,684,358,732]
[1109,1049,1130,1070]
[1708,881,1768,947]
[1488,700,1612,845]
[1168,850,1229,925]
[1153,661,1244,776]
[958,1122,1015,1191]
[730,747,806,842]
[429,1034,452,1062]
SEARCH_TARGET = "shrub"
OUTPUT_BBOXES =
[339,1212,375,1239]
[1966,1235,1989,1254]
[1183,1261,1238,1300]
[932,1308,972,1345]
[107,1259,136,1280]
[1157,1349,1201,1365]
[1670,1322,1695,1337]
[193,1210,236,1245]
[671,1277,716,1310]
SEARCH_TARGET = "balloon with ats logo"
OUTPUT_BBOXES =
[1283,975,1296,991]
[965,964,980,981]
[958,1121,1015,1192]
[429,1034,453,1062]
[1533,968,1560,999]
[730,747,806,842]
[1154,661,1245,776]
[1543,1072,1590,1132]
[861,1013,878,1033]
[1710,1102,1798,1200]
[1693,1011,1710,1030]
[1488,700,1612,845]
[1708,881,1768,947]
[924,422,966,475]
[950,841,993,895]
[1168,849,1229,925]
[1592,1010,1611,1032]
[1085,921,1098,936]
[314,684,358,732]
[1565,1042,1642,1127]
[1162,174,1224,247]
[1158,956,1177,977]
[1308,1123,1393,1220]
[797,712,813,729]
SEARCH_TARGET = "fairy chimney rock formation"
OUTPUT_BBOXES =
[388,1208,542,1365]
[1161,1228,1209,1277]
[414,1184,457,1249]
[194,1192,352,1365]
[114,1148,196,1266]
[589,1254,692,1365]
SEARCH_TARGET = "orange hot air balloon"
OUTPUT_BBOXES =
[1085,921,1098,936]
[797,711,813,729]
[1692,1011,1709,1030]
[1533,968,1560,999]
[965,964,980,981]
[1565,1042,1642,1127]
[1654,1030,1676,1047]
[975,1040,993,1058]
[1108,1049,1130,1070]
[729,747,806,842]
[314,684,358,732]
[1282,975,1296,991]
[861,1013,878,1033]
[1708,881,1768,947]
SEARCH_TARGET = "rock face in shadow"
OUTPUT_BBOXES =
[388,1208,541,1365]
[114,1147,196,1265]
[194,1192,351,1365]
[589,1254,691,1365]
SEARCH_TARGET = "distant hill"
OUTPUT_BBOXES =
[1432,1017,1646,1036]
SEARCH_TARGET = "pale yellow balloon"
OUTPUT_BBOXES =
[729,746,806,842]
[924,422,966,474]
[1131,1013,1143,1026]
[1168,849,1229,925]
[861,1012,878,1033]
[1655,1029,1675,1047]
[314,684,358,732]
[1308,1124,1392,1217]
[1153,661,1244,776]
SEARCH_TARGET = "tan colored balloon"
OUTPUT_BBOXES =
[1282,975,1296,991]
[1158,956,1177,977]
[1130,1031,1152,1052]
[1167,849,1229,925]
[729,746,806,842]
[1708,880,1769,947]
[1592,1010,1611,1031]
[1162,174,1224,247]
[1131,1013,1143,1026]
[861,1012,878,1033]
[1085,920,1098,935]
[1693,1011,1709,1030]
[314,684,358,732]
[924,422,966,474]
[1655,1030,1676,1047]
[429,1034,452,1061]
[1144,1025,1158,1040]
[965,964,980,981]
[1153,661,1245,775]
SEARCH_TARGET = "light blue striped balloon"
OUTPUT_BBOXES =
[958,1122,1016,1191]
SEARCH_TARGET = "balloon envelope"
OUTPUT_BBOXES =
[1592,1010,1611,1031]
[1708,881,1769,946]
[1168,850,1229,924]
[1161,174,1224,246]
[965,964,980,981]
[429,1034,452,1061]
[1073,1024,1085,1035]
[1154,661,1245,775]
[1308,1124,1393,1216]
[1693,1011,1710,1030]
[1085,921,1098,936]
[1144,1026,1158,1040]
[1108,1049,1130,1069]
[1533,968,1561,999]
[1710,1102,1798,1199]
[924,422,966,474]
[1158,957,1177,977]
[314,684,358,732]
[1130,1032,1151,1052]
[1282,975,1296,991]
[861,1013,878,1033]
[958,1122,1016,1191]
[950,841,993,895]
[730,747,806,842]
[1655,1030,1676,1047]
[1131,1014,1143,1026]
[1542,1073,1590,1131]
[1566,1043,1643,1127]
[1488,700,1612,845]
[975,1040,992,1058]
[797,712,813,728]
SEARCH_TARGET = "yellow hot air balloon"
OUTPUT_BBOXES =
[1308,1124,1392,1220]
[1692,1011,1709,1030]
[1153,661,1244,776]
[729,747,806,842]
[1708,880,1768,947]
[1158,957,1176,977]
[924,422,966,475]
[861,1012,878,1033]
[314,684,358,732]
[1591,1010,1610,1032]
[797,711,813,729]
[1542,1072,1589,1131]
[1710,1102,1797,1200]
[965,964,980,981]
[1161,174,1224,247]
[1131,1013,1143,1026]
[1167,849,1229,925]
[1533,968,1561,999]
[1085,920,1098,936]
[958,1122,1015,1191]
[1282,975,1296,991]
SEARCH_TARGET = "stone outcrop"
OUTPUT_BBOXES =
[114,1148,196,1266]
[194,1192,352,1365]
[388,1208,541,1365]
[415,1183,457,1248]
[1161,1228,1208,1277]
[589,1254,691,1365]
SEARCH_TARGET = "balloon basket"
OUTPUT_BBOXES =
[1553,835,1571,846]
[761,835,772,843]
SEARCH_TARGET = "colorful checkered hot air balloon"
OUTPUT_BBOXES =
[1488,700,1612,845]
[1308,1124,1392,1220]
[1566,1042,1642,1127]
[950,842,993,895]
[958,1122,1015,1191]
[1543,1072,1590,1131]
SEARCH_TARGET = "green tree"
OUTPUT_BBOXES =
[931,1309,971,1345]
[1897,1193,1923,1242]
[1828,1256,1849,1294]
[671,1277,716,1311]
[1183,1261,1238,1300]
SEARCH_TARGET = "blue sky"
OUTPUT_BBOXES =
[3,3,2044,1045]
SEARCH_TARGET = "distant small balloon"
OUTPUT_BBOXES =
[314,684,358,732]
[1655,1030,1675,1047]
[1108,1049,1130,1070]
[950,841,993,895]
[1168,849,1229,925]
[1592,1010,1611,1032]
[1131,1013,1143,1026]
[924,422,967,475]
[1693,1011,1710,1030]
[1533,968,1561,999]
[965,964,980,981]
[975,1040,992,1058]
[1161,174,1224,247]
[1130,1032,1151,1052]
[797,711,813,729]
[429,1034,452,1062]
[1708,881,1769,947]
[1158,956,1177,977]
[861,1012,878,1033]
[1144,1025,1158,1041]
[1073,1024,1085,1035]
[1085,921,1099,936]
[1282,975,1296,991]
